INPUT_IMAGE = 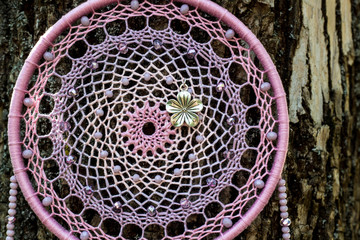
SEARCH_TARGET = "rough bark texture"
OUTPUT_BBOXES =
[0,0,359,239]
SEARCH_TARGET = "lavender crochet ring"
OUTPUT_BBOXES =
[8,0,289,239]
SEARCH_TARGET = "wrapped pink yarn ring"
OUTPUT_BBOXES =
[8,0,289,239]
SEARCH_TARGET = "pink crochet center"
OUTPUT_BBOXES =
[8,0,289,240]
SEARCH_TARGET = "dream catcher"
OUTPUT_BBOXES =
[7,0,290,239]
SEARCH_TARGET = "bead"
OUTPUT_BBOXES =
[260,82,271,91]
[267,132,278,141]
[100,150,108,158]
[113,165,121,173]
[166,76,173,85]
[196,135,204,143]
[7,216,15,224]
[119,42,128,54]
[10,176,17,183]
[147,205,157,216]
[6,223,14,230]
[132,174,140,182]
[94,132,103,139]
[223,217,233,228]
[121,77,130,86]
[225,29,235,39]
[279,193,287,199]
[59,122,71,132]
[8,203,16,209]
[198,114,203,121]
[96,109,104,116]
[9,189,17,196]
[154,175,162,184]
[226,116,237,126]
[180,4,189,14]
[85,186,93,195]
[282,227,290,233]
[8,209,16,216]
[188,153,196,161]
[10,183,18,189]
[278,186,287,193]
[6,230,15,237]
[216,82,225,92]
[280,206,288,212]
[279,199,288,206]
[282,233,291,239]
[174,168,182,176]
[23,98,34,107]
[180,198,191,209]
[22,149,33,159]
[187,48,196,59]
[278,179,286,186]
[9,196,16,203]
[153,39,162,50]
[66,155,75,165]
[42,197,53,207]
[254,179,265,189]
[222,150,235,159]
[206,178,217,188]
[6,237,14,240]
[88,60,99,70]
[144,72,151,81]
[68,88,77,97]
[105,90,113,98]
[80,231,90,240]
[112,201,122,213]
[43,52,54,61]
[280,218,291,227]
[81,16,90,26]
[280,212,289,219]
[130,0,140,10]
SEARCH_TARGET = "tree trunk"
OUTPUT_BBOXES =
[0,0,359,239]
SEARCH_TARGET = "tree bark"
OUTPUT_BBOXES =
[0,0,359,239]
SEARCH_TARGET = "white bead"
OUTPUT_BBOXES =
[9,189,17,196]
[94,132,103,139]
[188,88,193,94]
[279,199,287,206]
[278,186,287,193]
[6,237,14,240]
[80,231,90,240]
[144,72,151,81]
[6,224,14,230]
[188,153,196,161]
[6,230,15,237]
[279,193,287,199]
[280,212,289,218]
[223,217,233,228]
[96,109,104,116]
[225,29,235,39]
[81,16,90,26]
[10,176,17,183]
[282,226,290,233]
[166,76,173,85]
[8,203,16,209]
[10,183,18,189]
[23,98,34,107]
[100,150,108,158]
[9,196,16,203]
[278,179,286,186]
[22,149,33,159]
[267,132,278,141]
[174,168,181,176]
[260,82,271,91]
[42,197,53,207]
[43,52,54,61]
[121,77,129,86]
[196,135,204,143]
[132,174,140,182]
[280,206,288,212]
[154,175,162,183]
[282,233,291,239]
[254,179,265,189]
[8,209,16,216]
[113,165,121,173]
[180,4,189,14]
[130,0,140,10]
[105,90,113,98]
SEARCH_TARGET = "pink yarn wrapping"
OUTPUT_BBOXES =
[8,0,289,239]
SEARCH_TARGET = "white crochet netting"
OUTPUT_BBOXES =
[22,1,278,239]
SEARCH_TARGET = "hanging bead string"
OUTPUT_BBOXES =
[6,175,18,240]
[278,179,291,239]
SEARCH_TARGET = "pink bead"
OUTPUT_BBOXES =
[6,223,14,230]
[260,82,271,91]
[8,203,16,209]
[22,149,33,159]
[10,176,17,183]
[43,52,54,61]
[280,212,289,218]
[279,193,287,199]
[10,183,18,189]
[278,179,286,186]
[266,132,278,141]
[279,199,287,206]
[23,98,34,107]
[81,16,90,26]
[8,209,16,216]
[9,196,16,203]
[282,233,291,239]
[9,189,17,196]
[280,206,288,212]
[6,230,15,237]
[278,186,287,193]
[282,227,290,233]
[6,237,14,240]
[94,132,103,139]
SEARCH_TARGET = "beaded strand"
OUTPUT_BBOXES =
[278,179,291,239]
[6,176,18,240]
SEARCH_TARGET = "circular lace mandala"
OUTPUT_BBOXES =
[8,0,289,239]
